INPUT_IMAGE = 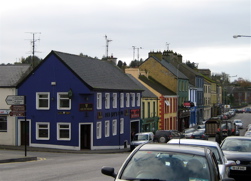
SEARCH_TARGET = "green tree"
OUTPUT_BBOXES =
[14,55,42,68]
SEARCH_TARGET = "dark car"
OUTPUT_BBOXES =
[187,129,209,140]
[235,109,244,113]
[101,143,235,181]
[220,136,251,181]
[215,120,238,144]
[153,130,181,143]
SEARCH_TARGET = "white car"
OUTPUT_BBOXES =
[233,119,243,129]
[167,139,235,179]
[130,132,154,151]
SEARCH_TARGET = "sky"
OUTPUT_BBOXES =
[1,0,250,82]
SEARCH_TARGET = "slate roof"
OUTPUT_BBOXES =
[127,74,157,98]
[51,51,143,91]
[0,65,31,87]
[139,75,176,96]
[158,59,188,79]
[146,57,188,79]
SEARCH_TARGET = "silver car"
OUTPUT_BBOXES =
[167,139,235,179]
[233,119,243,129]
[130,132,154,151]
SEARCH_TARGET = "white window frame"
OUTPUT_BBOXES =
[105,120,110,137]
[120,93,124,108]
[120,118,124,134]
[36,92,50,110]
[96,122,102,139]
[126,93,130,107]
[57,92,71,110]
[36,122,50,140]
[57,123,71,140]
[112,93,117,108]
[131,93,135,107]
[137,93,141,106]
[112,119,117,136]
[105,93,110,109]
[97,93,102,110]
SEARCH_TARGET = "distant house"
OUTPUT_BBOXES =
[0,65,31,146]
[126,71,159,134]
[126,68,178,131]
[17,51,143,150]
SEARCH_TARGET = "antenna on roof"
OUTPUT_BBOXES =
[25,32,41,69]
[105,35,112,58]
[166,42,170,50]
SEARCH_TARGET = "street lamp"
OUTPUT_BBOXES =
[233,35,251,38]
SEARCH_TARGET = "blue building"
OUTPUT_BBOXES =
[17,51,143,150]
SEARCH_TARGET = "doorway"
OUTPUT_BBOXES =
[80,124,91,149]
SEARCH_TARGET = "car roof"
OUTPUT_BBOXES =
[135,132,153,135]
[139,143,207,156]
[223,136,251,140]
[168,139,219,147]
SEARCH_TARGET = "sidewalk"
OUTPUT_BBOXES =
[0,145,130,164]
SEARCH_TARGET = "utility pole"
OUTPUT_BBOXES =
[132,46,136,60]
[26,32,41,69]
[166,42,170,50]
[136,47,142,61]
[105,35,112,58]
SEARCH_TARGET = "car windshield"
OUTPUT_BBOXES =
[133,134,149,141]
[220,122,232,129]
[234,120,241,123]
[221,139,251,152]
[120,150,211,181]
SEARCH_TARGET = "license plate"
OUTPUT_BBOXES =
[222,132,227,136]
[231,166,246,171]
[195,136,200,138]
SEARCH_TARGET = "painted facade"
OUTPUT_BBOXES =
[0,65,31,146]
[17,51,143,150]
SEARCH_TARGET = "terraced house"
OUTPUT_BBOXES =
[17,51,143,150]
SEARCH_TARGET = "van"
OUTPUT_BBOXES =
[130,132,154,151]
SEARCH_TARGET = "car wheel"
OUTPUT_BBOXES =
[159,136,167,143]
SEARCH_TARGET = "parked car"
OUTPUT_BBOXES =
[183,127,198,138]
[187,129,208,140]
[101,143,235,181]
[153,130,181,143]
[244,107,251,113]
[235,109,244,113]
[220,136,251,181]
[168,139,236,179]
[233,119,243,129]
[130,132,154,151]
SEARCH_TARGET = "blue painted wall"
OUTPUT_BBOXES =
[18,53,140,149]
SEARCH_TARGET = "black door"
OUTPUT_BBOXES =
[81,125,91,149]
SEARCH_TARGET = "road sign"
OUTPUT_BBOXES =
[9,105,26,117]
[9,111,26,116]
[10,105,25,111]
[5,95,25,105]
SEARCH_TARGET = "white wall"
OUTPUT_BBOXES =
[0,88,17,145]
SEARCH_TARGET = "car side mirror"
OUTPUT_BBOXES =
[225,160,236,167]
[101,166,117,178]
